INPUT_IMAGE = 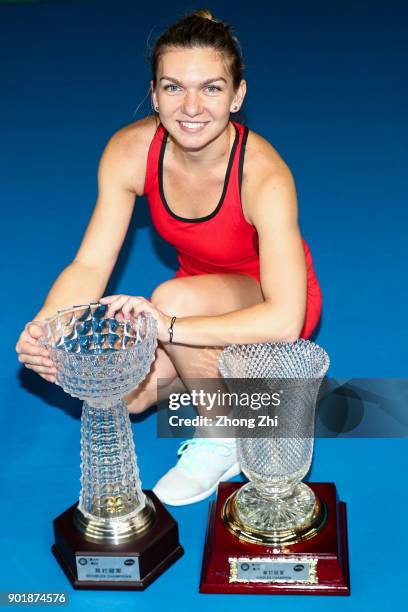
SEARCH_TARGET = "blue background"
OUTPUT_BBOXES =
[1,0,407,610]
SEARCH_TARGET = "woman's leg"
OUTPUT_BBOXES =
[151,273,264,414]
[125,346,187,413]
[125,273,263,414]
[141,273,264,505]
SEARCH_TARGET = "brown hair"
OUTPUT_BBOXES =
[150,9,244,92]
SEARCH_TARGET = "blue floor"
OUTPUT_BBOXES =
[1,1,407,610]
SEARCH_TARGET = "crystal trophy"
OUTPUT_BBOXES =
[37,303,183,590]
[200,340,350,595]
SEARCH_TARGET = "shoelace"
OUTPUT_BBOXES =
[177,438,234,474]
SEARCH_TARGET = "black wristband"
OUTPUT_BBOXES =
[168,316,177,343]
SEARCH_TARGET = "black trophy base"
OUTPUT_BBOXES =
[52,490,183,590]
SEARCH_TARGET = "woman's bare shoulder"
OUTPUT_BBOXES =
[103,115,159,196]
[241,126,295,224]
[244,126,291,181]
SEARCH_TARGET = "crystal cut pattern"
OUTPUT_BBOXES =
[40,303,157,522]
[218,340,330,533]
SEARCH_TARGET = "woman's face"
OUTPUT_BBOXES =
[151,46,246,149]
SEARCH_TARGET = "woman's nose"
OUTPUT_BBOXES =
[181,91,203,116]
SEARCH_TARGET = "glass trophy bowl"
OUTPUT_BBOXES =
[218,340,330,545]
[36,303,183,589]
[200,340,349,595]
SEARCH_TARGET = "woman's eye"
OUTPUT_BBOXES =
[164,84,221,93]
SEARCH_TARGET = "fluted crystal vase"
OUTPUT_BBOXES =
[38,303,158,544]
[218,340,330,545]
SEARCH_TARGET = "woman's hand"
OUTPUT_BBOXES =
[99,295,171,343]
[16,321,57,383]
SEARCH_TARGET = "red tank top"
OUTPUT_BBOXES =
[143,120,322,339]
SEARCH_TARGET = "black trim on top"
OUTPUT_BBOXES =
[238,125,249,199]
[158,122,240,223]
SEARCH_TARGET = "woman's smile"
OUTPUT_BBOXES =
[177,120,210,133]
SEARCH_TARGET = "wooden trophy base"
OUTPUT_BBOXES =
[52,490,183,590]
[200,482,350,596]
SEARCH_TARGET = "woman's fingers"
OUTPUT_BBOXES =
[121,297,148,318]
[25,321,45,340]
[18,353,56,368]
[26,363,57,375]
[100,295,130,318]
[17,324,49,356]
[17,342,50,362]
[98,295,116,304]
[100,295,149,319]
[99,295,128,314]
[19,354,57,375]
[19,336,49,355]
[17,328,56,375]
[16,321,57,383]
[99,295,167,338]
[38,373,56,383]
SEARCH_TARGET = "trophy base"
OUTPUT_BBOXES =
[200,482,350,596]
[52,490,183,590]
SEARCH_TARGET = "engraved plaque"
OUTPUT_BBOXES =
[229,557,318,584]
[75,555,140,582]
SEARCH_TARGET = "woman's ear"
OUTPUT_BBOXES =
[150,80,158,109]
[231,79,247,112]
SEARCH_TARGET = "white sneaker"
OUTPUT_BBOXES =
[152,438,240,506]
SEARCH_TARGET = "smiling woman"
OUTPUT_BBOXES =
[16,8,322,507]
[152,51,245,149]
[150,11,246,150]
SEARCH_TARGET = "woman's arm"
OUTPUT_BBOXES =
[102,164,307,346]
[16,120,152,382]
[34,126,145,320]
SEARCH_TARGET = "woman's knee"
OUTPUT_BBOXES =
[125,386,156,414]
[150,278,195,317]
[125,374,187,414]
[124,345,178,414]
[151,274,263,318]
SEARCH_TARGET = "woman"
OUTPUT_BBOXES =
[16,10,322,506]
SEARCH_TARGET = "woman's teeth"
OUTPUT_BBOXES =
[179,121,207,131]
